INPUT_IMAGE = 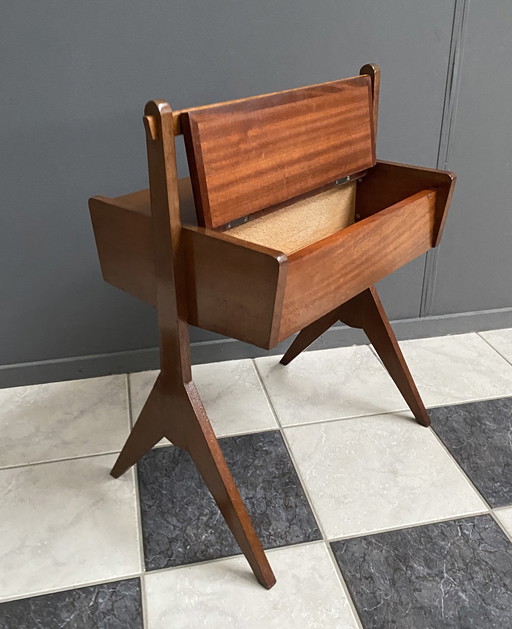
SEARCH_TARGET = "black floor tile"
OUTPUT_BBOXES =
[430,397,512,507]
[332,515,512,629]
[137,430,321,570]
[0,578,142,629]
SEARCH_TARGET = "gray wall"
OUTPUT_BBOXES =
[431,0,512,315]
[1,0,511,386]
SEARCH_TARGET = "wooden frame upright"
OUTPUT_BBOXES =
[109,100,277,589]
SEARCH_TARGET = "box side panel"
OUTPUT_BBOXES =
[89,198,156,306]
[279,189,437,340]
[182,227,286,348]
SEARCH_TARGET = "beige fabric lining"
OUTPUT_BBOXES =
[227,182,356,254]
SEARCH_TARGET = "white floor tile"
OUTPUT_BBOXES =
[129,360,277,438]
[480,328,512,364]
[255,346,407,426]
[0,454,141,601]
[144,543,358,629]
[0,376,130,468]
[495,507,512,537]
[399,333,512,407]
[285,414,486,539]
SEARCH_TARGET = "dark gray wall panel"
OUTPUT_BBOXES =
[432,0,512,314]
[1,0,454,367]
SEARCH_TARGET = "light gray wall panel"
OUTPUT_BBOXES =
[432,0,512,314]
[1,0,454,368]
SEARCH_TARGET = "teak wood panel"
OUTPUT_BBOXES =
[182,76,374,229]
[182,227,287,348]
[89,196,157,306]
[90,182,440,348]
[89,178,197,307]
[356,161,456,245]
[278,189,437,340]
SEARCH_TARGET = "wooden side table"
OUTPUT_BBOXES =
[89,63,456,588]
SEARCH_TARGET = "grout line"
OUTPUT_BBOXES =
[279,431,364,628]
[326,509,490,545]
[488,510,512,546]
[251,360,364,628]
[426,393,512,407]
[0,572,145,605]
[263,392,512,432]
[126,373,134,428]
[133,465,149,629]
[490,504,512,514]
[139,573,149,629]
[128,372,150,629]
[280,436,364,628]
[143,550,255,578]
[427,426,494,513]
[323,541,364,629]
[251,358,285,431]
[477,332,512,368]
[0,449,123,472]
[132,463,148,629]
[129,464,149,629]
[142,539,328,579]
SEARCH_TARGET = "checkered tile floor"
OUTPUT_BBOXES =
[1,330,512,628]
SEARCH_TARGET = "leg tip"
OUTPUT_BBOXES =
[110,466,123,479]
[258,573,277,590]
[416,411,431,428]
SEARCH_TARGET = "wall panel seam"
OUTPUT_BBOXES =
[419,0,470,317]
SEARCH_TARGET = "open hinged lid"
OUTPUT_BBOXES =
[180,73,377,229]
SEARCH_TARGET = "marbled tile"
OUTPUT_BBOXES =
[0,579,142,629]
[129,360,277,440]
[331,515,512,628]
[144,543,359,628]
[495,506,512,537]
[138,431,320,570]
[255,346,407,426]
[399,333,512,407]
[480,328,512,364]
[430,398,512,508]
[285,414,486,539]
[0,375,130,468]
[0,454,140,601]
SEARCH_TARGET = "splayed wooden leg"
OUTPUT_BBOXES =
[338,285,430,427]
[280,308,341,365]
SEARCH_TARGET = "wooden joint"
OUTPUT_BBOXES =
[143,115,159,141]
[359,63,380,149]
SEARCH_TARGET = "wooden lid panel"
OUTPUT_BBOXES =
[182,76,375,228]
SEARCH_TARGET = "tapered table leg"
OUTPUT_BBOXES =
[280,308,341,365]
[176,382,276,589]
[111,383,165,478]
[338,285,430,427]
[113,374,276,589]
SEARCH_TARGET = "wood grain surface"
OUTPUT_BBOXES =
[279,189,437,340]
[182,76,374,228]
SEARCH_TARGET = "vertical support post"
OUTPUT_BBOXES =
[110,101,276,589]
[360,63,380,151]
